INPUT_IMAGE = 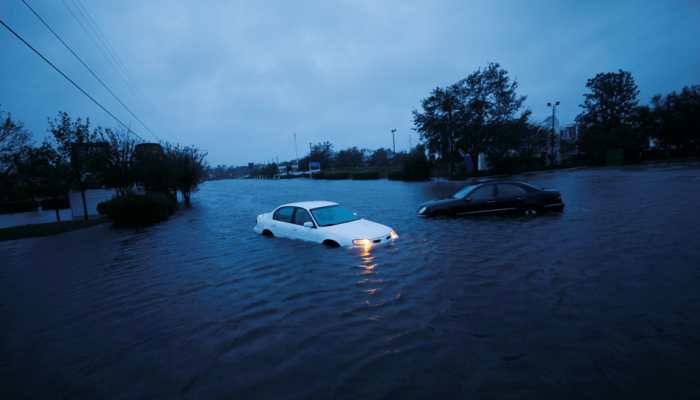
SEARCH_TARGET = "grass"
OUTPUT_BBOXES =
[0,218,106,242]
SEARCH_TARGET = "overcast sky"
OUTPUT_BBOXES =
[2,0,699,165]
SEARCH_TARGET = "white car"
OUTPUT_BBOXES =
[253,201,398,248]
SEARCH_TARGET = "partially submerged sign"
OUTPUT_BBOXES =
[308,161,321,174]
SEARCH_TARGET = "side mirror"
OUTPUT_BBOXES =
[303,221,314,228]
[464,197,471,202]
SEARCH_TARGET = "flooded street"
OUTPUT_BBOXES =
[2,163,700,399]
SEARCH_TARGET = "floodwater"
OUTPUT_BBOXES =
[2,163,700,399]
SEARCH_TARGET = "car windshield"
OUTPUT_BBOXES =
[311,205,359,227]
[452,184,480,199]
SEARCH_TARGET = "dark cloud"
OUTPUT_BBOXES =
[2,0,699,164]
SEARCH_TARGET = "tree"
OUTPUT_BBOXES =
[414,63,529,174]
[16,143,71,222]
[165,144,207,207]
[333,146,364,169]
[400,144,431,180]
[0,108,30,176]
[368,148,391,167]
[133,142,172,195]
[98,128,139,196]
[650,85,700,152]
[453,63,529,172]
[576,70,642,164]
[413,86,460,173]
[49,112,99,220]
[300,141,334,170]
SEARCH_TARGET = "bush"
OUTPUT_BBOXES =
[487,155,547,175]
[400,146,431,181]
[351,171,381,180]
[97,193,177,226]
[387,171,405,181]
[315,172,350,180]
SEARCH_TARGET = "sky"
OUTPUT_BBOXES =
[1,0,699,165]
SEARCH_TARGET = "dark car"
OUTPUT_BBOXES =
[417,181,564,217]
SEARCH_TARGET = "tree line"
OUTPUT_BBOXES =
[413,63,699,175]
[223,63,699,183]
[0,109,207,222]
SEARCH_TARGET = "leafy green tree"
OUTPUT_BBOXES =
[453,63,529,172]
[133,142,173,195]
[300,141,334,170]
[333,146,364,169]
[400,144,431,180]
[414,63,529,174]
[16,143,71,222]
[0,108,32,202]
[1,108,30,176]
[165,144,207,206]
[576,70,642,164]
[368,147,391,167]
[413,86,460,173]
[49,112,100,220]
[650,85,700,152]
[98,129,139,197]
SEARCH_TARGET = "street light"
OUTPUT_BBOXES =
[547,101,560,166]
[390,128,397,154]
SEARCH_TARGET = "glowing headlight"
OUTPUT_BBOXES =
[389,230,399,240]
[353,239,372,247]
[418,206,427,214]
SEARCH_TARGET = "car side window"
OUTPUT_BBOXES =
[293,208,314,227]
[273,207,294,223]
[469,185,495,201]
[497,184,527,198]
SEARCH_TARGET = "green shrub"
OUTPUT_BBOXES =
[400,146,431,181]
[97,193,177,226]
[351,171,381,180]
[387,171,405,181]
[315,172,350,180]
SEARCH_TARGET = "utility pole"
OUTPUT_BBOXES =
[547,101,560,166]
[308,142,313,178]
[408,133,413,150]
[293,132,298,160]
[391,128,396,154]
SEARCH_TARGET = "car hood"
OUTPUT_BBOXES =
[420,198,462,209]
[319,218,392,239]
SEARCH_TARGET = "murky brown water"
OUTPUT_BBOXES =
[2,163,700,399]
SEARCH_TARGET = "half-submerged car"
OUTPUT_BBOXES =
[417,181,564,217]
[254,201,398,248]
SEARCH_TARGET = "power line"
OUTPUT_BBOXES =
[20,0,161,142]
[0,18,144,141]
[71,0,134,86]
[60,0,132,91]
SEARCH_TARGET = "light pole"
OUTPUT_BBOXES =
[547,101,560,166]
[293,132,298,160]
[390,128,396,154]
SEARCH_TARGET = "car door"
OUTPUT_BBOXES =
[458,184,498,215]
[271,206,296,238]
[290,207,319,242]
[496,184,529,213]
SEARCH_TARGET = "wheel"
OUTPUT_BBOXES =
[262,229,274,237]
[524,208,538,216]
[323,240,340,248]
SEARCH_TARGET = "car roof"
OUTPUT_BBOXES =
[277,201,338,210]
[467,180,533,187]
